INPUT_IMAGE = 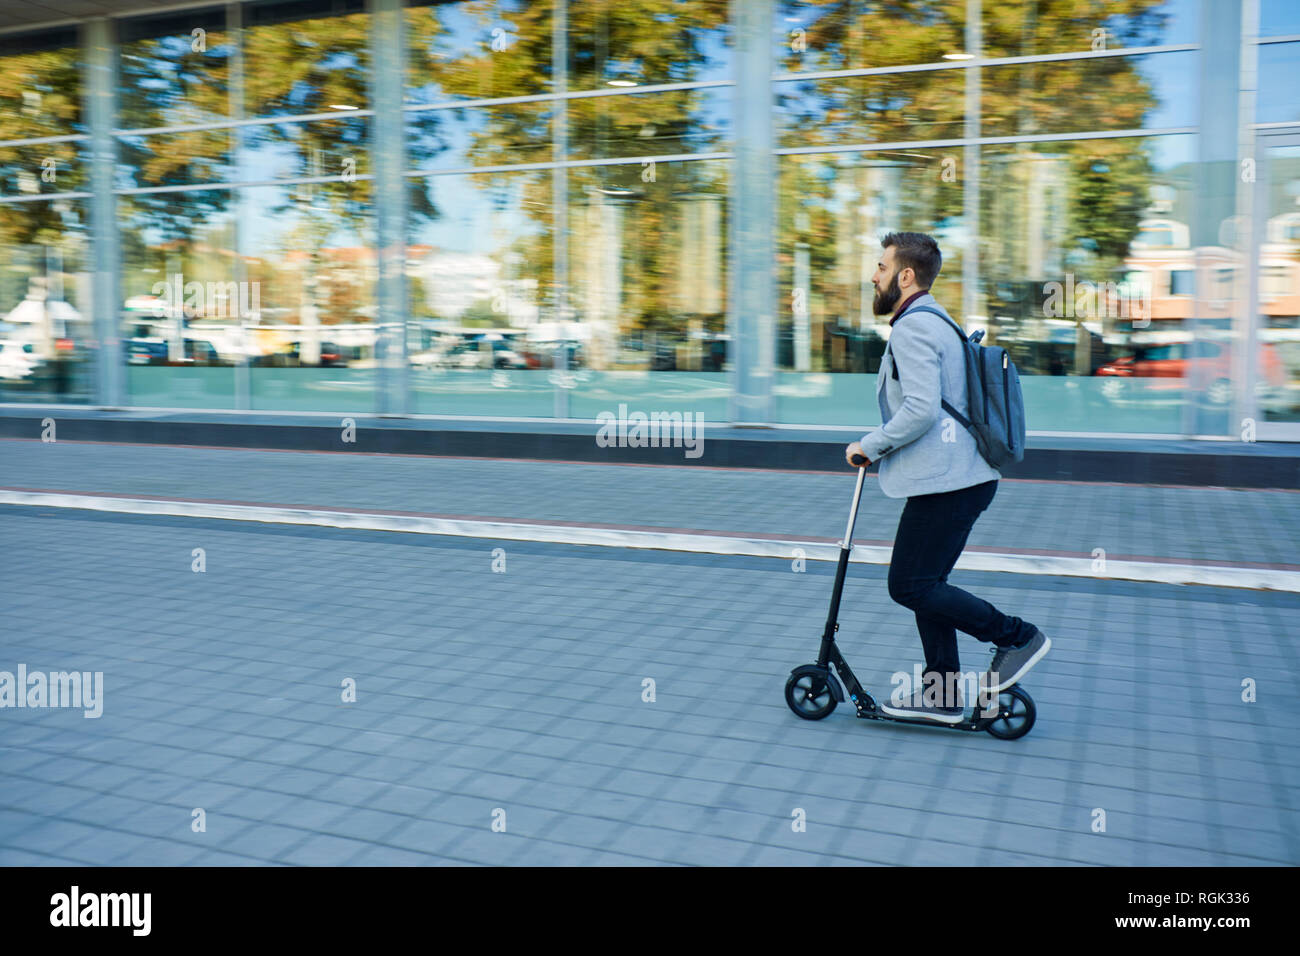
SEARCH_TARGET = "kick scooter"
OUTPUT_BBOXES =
[783,455,1037,740]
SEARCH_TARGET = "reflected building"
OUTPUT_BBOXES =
[0,0,1298,438]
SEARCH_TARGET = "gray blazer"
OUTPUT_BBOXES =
[858,292,1001,498]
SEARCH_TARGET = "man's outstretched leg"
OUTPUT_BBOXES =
[880,479,1049,721]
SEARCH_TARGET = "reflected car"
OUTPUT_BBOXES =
[444,342,486,369]
[126,338,169,365]
[126,337,223,366]
[521,341,582,370]
[408,348,444,369]
[491,342,528,369]
[1094,341,1285,404]
[441,340,529,370]
[285,341,347,367]
[0,340,39,380]
[185,339,221,365]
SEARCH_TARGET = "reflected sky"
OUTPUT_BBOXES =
[1258,43,1300,125]
[1260,0,1300,37]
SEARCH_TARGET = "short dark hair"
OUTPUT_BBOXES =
[882,232,942,289]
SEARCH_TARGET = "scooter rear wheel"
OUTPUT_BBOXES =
[785,668,837,720]
[984,684,1036,740]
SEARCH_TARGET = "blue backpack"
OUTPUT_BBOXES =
[889,306,1026,469]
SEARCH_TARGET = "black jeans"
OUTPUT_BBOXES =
[886,479,1037,703]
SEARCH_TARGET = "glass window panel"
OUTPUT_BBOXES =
[119,189,239,304]
[1259,264,1290,298]
[406,102,551,172]
[775,72,965,149]
[235,178,376,410]
[564,159,729,422]
[118,188,239,407]
[116,129,234,189]
[239,179,374,326]
[242,1,369,118]
[238,115,369,181]
[119,8,231,129]
[774,0,965,74]
[405,0,555,103]
[406,169,553,416]
[984,0,1198,58]
[978,134,1199,433]
[0,197,92,402]
[775,149,965,380]
[1260,0,1300,37]
[1256,140,1300,423]
[0,28,83,138]
[981,51,1197,137]
[1258,44,1300,125]
[569,0,731,91]
[0,140,85,197]
[567,87,730,161]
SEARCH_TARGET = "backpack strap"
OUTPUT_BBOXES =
[886,305,973,430]
[901,306,970,345]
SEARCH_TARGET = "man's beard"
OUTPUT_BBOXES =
[872,273,901,316]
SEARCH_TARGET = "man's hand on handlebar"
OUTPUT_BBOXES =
[845,442,871,468]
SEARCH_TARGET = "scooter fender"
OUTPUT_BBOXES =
[789,663,846,703]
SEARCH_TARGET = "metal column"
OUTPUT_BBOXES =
[552,0,570,419]
[962,0,982,326]
[728,0,775,425]
[229,0,250,410]
[1186,0,1244,438]
[370,0,409,415]
[83,17,123,408]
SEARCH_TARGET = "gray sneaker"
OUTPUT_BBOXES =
[982,629,1051,695]
[879,685,964,724]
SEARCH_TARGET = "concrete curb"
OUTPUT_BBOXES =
[2,408,1297,487]
[3,489,1296,592]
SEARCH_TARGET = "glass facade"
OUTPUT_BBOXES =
[0,0,1297,439]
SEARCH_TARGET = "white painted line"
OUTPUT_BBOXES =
[2,489,1296,592]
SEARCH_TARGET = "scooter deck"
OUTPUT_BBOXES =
[854,708,996,732]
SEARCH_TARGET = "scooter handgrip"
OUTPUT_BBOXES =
[850,454,868,466]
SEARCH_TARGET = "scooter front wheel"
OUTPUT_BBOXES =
[785,667,837,720]
[985,684,1036,740]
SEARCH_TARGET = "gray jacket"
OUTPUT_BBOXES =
[858,292,1001,498]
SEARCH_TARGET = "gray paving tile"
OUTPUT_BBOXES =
[276,833,376,866]
[0,464,1296,868]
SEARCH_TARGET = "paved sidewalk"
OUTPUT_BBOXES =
[1,440,1297,567]
[0,505,1296,866]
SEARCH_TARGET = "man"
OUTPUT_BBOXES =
[845,232,1050,723]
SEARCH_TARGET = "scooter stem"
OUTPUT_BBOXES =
[819,464,869,649]
[842,465,868,549]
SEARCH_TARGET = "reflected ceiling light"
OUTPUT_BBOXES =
[942,52,974,60]
[607,79,637,87]
[329,104,359,110]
